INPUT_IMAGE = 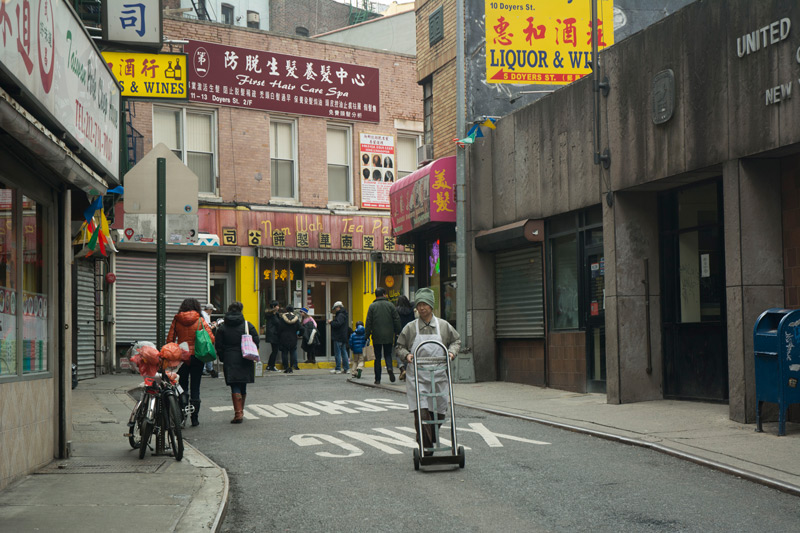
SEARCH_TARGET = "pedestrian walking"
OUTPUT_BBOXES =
[328,301,350,374]
[299,308,319,364]
[168,298,215,427]
[349,321,368,378]
[364,287,401,384]
[201,303,220,378]
[394,287,460,456]
[264,300,281,372]
[277,305,301,373]
[214,301,259,424]
[395,295,415,381]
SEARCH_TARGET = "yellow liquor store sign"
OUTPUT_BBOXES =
[103,52,188,99]
[486,0,614,85]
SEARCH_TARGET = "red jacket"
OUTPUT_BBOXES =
[167,310,215,354]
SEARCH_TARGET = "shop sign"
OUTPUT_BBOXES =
[200,209,408,253]
[0,0,120,180]
[103,51,187,99]
[389,156,456,237]
[485,0,614,85]
[102,0,162,49]
[734,17,798,107]
[360,133,395,209]
[184,40,380,122]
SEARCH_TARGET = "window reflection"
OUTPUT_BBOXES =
[22,196,47,373]
[0,184,16,376]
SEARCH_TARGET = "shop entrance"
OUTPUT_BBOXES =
[305,264,350,361]
[659,180,728,401]
[584,231,606,393]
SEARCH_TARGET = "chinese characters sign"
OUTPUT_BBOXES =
[486,0,614,85]
[185,40,380,122]
[102,0,162,49]
[359,133,395,210]
[0,0,120,180]
[103,51,187,98]
[389,156,456,236]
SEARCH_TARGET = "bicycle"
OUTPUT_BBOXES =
[135,360,185,461]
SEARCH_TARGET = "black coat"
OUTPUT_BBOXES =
[265,308,280,344]
[397,305,415,329]
[277,311,301,350]
[331,308,349,343]
[215,311,259,385]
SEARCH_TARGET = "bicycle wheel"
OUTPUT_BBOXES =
[128,401,145,449]
[139,418,153,459]
[166,395,184,461]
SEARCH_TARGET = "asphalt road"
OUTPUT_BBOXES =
[184,370,800,533]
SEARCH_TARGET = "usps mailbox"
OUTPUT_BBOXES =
[754,308,800,436]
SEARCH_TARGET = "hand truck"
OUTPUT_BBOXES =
[411,340,465,470]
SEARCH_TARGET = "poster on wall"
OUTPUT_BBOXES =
[359,133,395,210]
[485,0,615,85]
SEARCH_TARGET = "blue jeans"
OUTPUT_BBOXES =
[334,341,350,371]
[230,383,247,395]
[281,346,298,369]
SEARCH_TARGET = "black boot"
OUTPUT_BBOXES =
[190,399,201,426]
[387,367,396,383]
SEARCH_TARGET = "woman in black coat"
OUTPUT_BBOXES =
[215,301,260,424]
[277,305,301,373]
[395,295,415,380]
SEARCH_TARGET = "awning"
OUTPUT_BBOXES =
[389,156,456,237]
[258,246,413,264]
[475,219,544,252]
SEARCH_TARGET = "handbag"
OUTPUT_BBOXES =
[241,321,260,362]
[194,318,217,363]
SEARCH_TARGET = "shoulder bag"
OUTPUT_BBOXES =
[194,318,217,363]
[241,321,260,362]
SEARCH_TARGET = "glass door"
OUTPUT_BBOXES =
[305,277,350,361]
[585,230,605,392]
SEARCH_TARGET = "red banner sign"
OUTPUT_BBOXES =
[185,40,380,122]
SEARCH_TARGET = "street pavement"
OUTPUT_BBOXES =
[1,366,799,532]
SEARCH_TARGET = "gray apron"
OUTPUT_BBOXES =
[404,317,450,414]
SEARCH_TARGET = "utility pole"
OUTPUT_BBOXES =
[156,158,166,347]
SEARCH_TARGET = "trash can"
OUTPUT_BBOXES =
[753,308,800,435]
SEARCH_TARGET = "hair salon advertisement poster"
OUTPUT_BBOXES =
[360,133,395,210]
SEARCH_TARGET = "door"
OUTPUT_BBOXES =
[306,278,350,360]
[75,261,96,380]
[660,180,728,401]
[584,230,606,393]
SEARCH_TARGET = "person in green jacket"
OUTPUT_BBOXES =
[364,287,402,384]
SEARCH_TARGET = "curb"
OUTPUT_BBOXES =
[349,379,800,498]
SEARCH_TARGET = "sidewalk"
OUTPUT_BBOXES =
[0,374,228,533]
[366,377,800,496]
[1,372,799,533]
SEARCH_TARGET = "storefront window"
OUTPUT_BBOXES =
[427,240,441,315]
[552,234,578,329]
[0,184,17,376]
[260,260,303,324]
[22,197,47,373]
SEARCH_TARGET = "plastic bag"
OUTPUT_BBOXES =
[160,342,183,363]
[179,342,190,359]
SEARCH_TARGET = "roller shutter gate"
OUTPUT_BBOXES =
[75,261,97,380]
[115,253,208,344]
[495,246,544,338]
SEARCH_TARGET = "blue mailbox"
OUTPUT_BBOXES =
[754,308,800,436]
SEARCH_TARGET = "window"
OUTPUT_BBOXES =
[396,134,420,179]
[423,80,433,145]
[221,4,234,24]
[246,10,260,29]
[551,234,578,329]
[270,120,297,200]
[0,184,50,377]
[428,6,444,46]
[153,106,216,195]
[327,126,351,203]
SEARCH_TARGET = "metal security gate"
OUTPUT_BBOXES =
[495,246,544,338]
[115,253,208,344]
[75,260,97,380]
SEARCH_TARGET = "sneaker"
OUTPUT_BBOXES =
[374,380,380,385]
[330,369,341,374]
[267,367,278,372]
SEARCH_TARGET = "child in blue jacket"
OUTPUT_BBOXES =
[349,322,368,378]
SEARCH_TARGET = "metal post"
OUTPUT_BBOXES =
[156,158,166,348]
[455,0,466,348]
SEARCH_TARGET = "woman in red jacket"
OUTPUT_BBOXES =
[168,298,215,426]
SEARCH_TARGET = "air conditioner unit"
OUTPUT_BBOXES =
[247,12,260,24]
[417,143,434,163]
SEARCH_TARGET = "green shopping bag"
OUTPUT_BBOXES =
[194,318,217,363]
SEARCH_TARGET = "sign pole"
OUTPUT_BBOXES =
[156,158,167,347]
